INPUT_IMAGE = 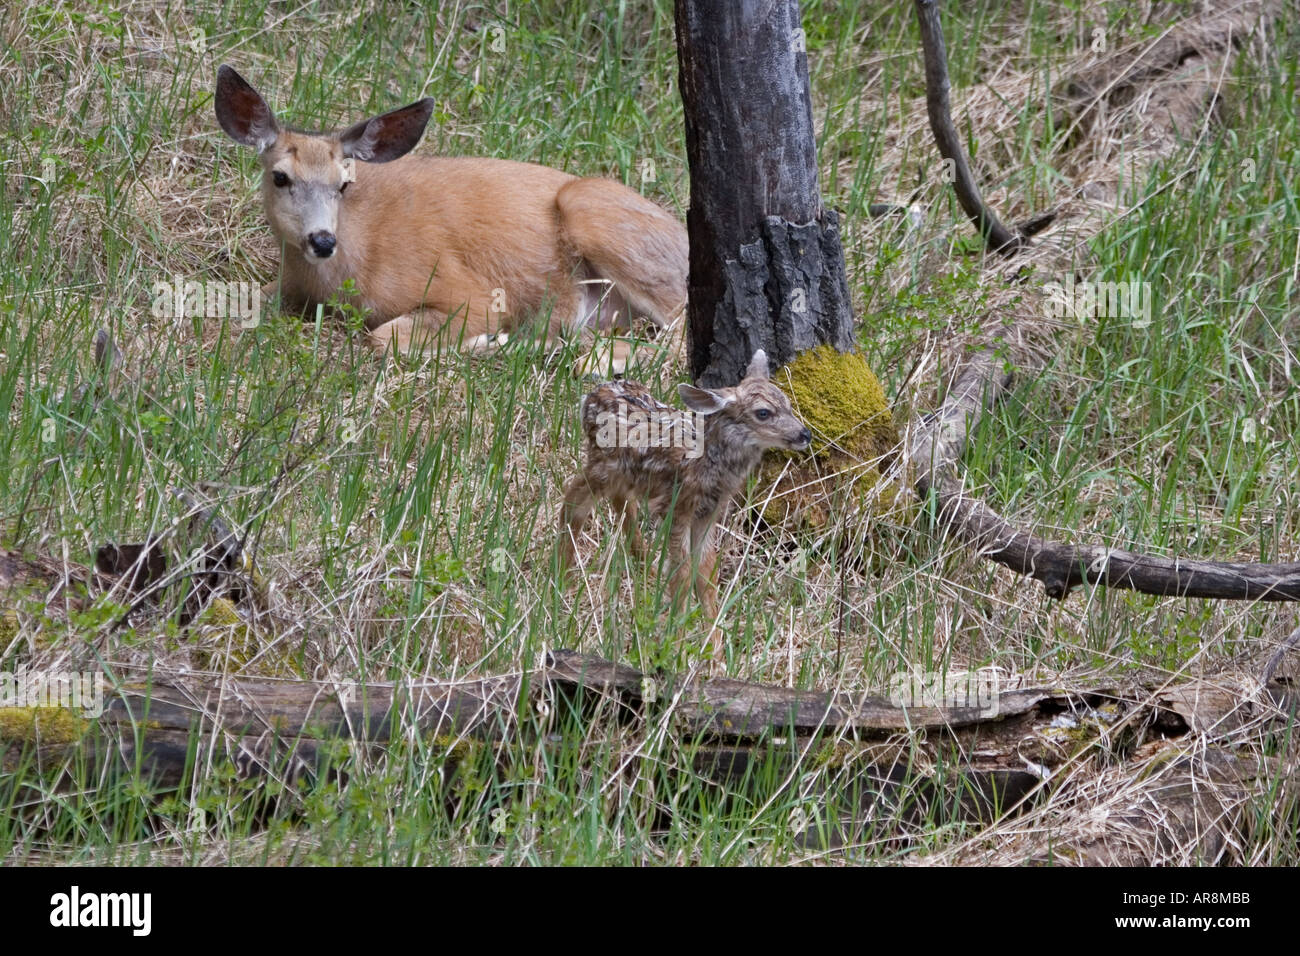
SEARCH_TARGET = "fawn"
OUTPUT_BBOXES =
[214,66,687,365]
[558,350,811,628]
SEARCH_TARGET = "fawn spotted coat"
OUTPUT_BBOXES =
[558,351,811,621]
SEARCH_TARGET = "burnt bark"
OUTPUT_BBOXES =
[675,0,855,386]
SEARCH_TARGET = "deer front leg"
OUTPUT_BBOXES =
[368,310,447,356]
[252,278,285,327]
[685,515,729,661]
[369,308,507,357]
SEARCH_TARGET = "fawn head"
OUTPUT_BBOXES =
[215,65,434,263]
[677,351,811,455]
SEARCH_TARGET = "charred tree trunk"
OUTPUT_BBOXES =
[675,0,855,387]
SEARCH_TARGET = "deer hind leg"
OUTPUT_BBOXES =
[558,474,599,573]
[556,278,640,379]
[569,302,676,380]
[554,177,688,330]
[567,269,688,380]
[572,331,640,379]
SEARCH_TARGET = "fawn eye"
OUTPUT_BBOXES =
[272,171,290,188]
[755,408,773,421]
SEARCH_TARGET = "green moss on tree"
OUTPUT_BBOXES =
[755,345,906,529]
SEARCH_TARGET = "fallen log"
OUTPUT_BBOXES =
[899,349,1300,602]
[4,541,1296,858]
[4,650,1294,849]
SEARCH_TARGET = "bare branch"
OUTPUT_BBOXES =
[915,0,1026,256]
[902,348,1300,602]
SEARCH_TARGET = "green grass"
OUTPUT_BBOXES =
[1,0,1298,864]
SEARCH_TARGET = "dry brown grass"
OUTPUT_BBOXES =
[2,0,1297,864]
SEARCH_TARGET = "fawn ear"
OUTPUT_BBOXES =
[215,65,280,153]
[744,349,771,380]
[340,99,435,163]
[679,384,733,415]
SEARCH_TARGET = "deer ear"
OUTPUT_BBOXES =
[679,384,733,415]
[215,65,280,153]
[744,349,771,380]
[340,99,435,163]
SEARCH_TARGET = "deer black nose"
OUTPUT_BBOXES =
[307,231,336,258]
[794,427,812,448]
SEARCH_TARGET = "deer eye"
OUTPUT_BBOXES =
[272,171,290,188]
[754,408,773,421]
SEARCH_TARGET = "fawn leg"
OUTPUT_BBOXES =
[612,494,645,560]
[558,474,598,572]
[666,517,695,612]
[695,520,728,660]
[691,518,720,621]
